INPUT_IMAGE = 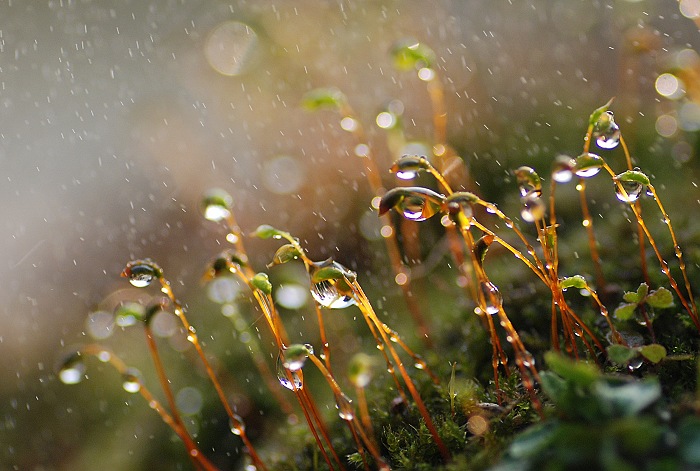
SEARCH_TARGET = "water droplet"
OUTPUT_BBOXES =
[514,166,542,197]
[594,111,621,150]
[277,356,303,391]
[520,194,545,222]
[615,180,644,203]
[122,368,142,393]
[230,414,246,435]
[336,393,355,421]
[281,344,312,371]
[552,155,576,183]
[573,153,604,178]
[309,260,357,309]
[122,259,162,288]
[475,281,502,315]
[310,280,355,309]
[396,169,417,180]
[201,188,233,222]
[58,352,85,385]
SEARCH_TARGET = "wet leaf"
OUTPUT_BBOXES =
[614,303,638,321]
[606,344,638,365]
[646,287,674,309]
[560,275,587,290]
[639,344,667,364]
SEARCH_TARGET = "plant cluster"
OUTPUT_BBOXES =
[58,39,700,470]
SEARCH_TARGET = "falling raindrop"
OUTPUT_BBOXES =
[340,116,359,132]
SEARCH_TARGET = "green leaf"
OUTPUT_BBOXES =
[636,282,649,300]
[588,98,615,126]
[251,272,272,295]
[560,275,587,290]
[639,344,667,364]
[607,344,639,365]
[614,303,638,321]
[646,287,674,309]
[544,351,599,388]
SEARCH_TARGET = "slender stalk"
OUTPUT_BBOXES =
[158,278,268,471]
[80,345,219,471]
[349,280,452,462]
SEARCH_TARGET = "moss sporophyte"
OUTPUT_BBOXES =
[60,39,700,471]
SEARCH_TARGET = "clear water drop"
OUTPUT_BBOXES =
[58,353,85,384]
[514,166,542,197]
[475,281,502,316]
[122,368,142,393]
[281,344,312,371]
[595,124,621,149]
[615,180,644,203]
[594,111,621,150]
[201,188,233,222]
[552,155,576,183]
[573,153,604,178]
[520,194,545,222]
[310,280,356,309]
[122,259,162,288]
[230,414,246,436]
[277,355,303,390]
[336,393,355,421]
[395,169,418,180]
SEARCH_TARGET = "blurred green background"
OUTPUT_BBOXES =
[3,1,700,469]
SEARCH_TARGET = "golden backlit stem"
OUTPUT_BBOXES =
[158,279,268,471]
